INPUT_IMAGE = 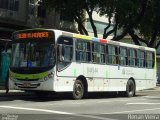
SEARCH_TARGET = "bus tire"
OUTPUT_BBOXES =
[73,80,84,100]
[126,79,135,97]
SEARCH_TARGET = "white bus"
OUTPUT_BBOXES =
[9,29,157,99]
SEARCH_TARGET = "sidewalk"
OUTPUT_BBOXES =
[0,89,28,96]
[0,85,23,93]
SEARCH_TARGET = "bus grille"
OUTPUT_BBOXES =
[15,83,40,88]
[16,78,39,81]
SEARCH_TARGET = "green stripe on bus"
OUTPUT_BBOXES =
[73,69,77,76]
[144,72,147,79]
[106,70,108,78]
[154,50,157,71]
[10,71,48,80]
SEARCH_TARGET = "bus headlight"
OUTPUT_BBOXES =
[48,72,54,78]
[43,72,54,81]
[44,76,49,81]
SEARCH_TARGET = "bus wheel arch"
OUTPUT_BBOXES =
[126,78,136,97]
[72,75,88,100]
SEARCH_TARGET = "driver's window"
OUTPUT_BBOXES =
[63,46,72,62]
[57,36,73,71]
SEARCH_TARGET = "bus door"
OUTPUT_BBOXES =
[57,36,74,77]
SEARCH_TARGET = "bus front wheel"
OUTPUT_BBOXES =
[126,80,135,97]
[73,80,84,100]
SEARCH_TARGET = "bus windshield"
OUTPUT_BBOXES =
[11,41,55,72]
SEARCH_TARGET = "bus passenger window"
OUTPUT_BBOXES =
[76,40,91,62]
[137,50,145,68]
[119,47,128,66]
[128,49,136,67]
[146,52,154,68]
[107,45,118,65]
[92,43,105,64]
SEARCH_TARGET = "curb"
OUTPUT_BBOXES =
[0,90,24,95]
[0,90,33,97]
[0,90,23,92]
[156,83,160,86]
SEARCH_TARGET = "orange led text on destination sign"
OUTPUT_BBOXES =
[18,32,49,39]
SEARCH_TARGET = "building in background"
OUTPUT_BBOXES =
[85,11,113,39]
[0,0,78,88]
[0,0,77,41]
[0,0,38,40]
[0,0,41,88]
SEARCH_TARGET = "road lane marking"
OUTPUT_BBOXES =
[143,96,160,99]
[103,108,160,114]
[0,106,117,120]
[97,101,110,103]
[72,102,85,104]
[126,103,160,105]
[0,106,73,115]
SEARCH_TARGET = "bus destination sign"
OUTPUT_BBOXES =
[16,31,53,39]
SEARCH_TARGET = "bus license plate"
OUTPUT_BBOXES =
[23,83,31,87]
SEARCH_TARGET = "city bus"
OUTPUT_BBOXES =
[9,28,157,99]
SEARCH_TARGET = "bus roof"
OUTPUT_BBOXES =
[55,29,155,52]
[13,28,155,52]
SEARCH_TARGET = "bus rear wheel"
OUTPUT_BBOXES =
[126,80,135,97]
[73,80,84,100]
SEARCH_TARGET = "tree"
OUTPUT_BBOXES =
[43,0,160,48]
[43,0,103,37]
[43,0,85,35]
[99,0,160,48]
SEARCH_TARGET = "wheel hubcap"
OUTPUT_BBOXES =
[75,83,82,96]
[129,84,134,94]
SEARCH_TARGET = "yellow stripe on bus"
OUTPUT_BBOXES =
[73,34,92,40]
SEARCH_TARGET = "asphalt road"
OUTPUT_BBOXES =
[0,86,160,120]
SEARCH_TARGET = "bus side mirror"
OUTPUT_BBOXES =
[58,44,64,61]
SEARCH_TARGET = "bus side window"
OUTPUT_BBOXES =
[137,50,145,68]
[107,45,118,65]
[76,39,91,62]
[119,47,128,66]
[146,52,154,68]
[128,48,136,67]
[92,42,105,64]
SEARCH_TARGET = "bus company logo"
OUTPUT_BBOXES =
[122,68,134,75]
[87,67,98,74]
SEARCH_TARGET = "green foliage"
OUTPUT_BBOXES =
[99,0,160,48]
[43,0,160,48]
